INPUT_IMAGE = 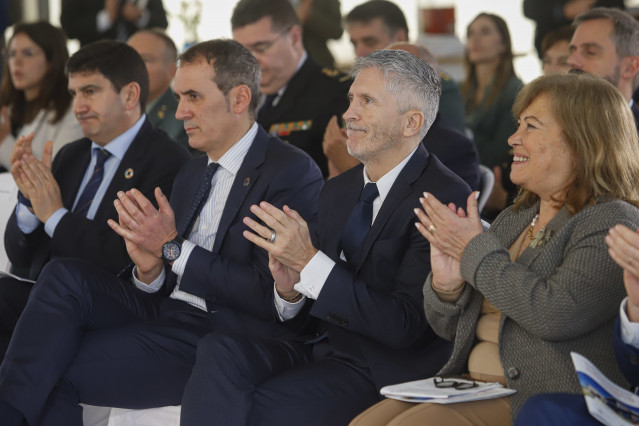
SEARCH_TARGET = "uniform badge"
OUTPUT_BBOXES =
[124,168,134,179]
[268,120,313,137]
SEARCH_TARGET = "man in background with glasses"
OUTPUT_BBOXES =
[231,0,351,178]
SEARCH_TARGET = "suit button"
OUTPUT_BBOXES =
[506,367,520,379]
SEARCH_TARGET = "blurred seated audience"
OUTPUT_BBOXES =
[540,25,573,74]
[351,73,639,425]
[461,12,523,220]
[127,28,194,154]
[0,21,82,171]
[290,0,343,69]
[61,0,168,46]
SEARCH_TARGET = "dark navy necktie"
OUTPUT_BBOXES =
[74,148,111,217]
[181,162,220,237]
[340,182,379,261]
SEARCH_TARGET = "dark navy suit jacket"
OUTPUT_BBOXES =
[4,117,190,280]
[303,144,471,390]
[162,125,324,338]
[422,113,481,192]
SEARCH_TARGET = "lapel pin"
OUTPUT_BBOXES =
[124,168,134,179]
[243,177,251,187]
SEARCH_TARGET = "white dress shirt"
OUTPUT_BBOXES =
[619,297,639,348]
[133,122,257,312]
[275,146,419,321]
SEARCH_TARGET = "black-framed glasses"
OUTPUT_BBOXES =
[433,377,478,390]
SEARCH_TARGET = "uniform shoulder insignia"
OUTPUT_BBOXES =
[322,68,339,77]
[440,72,452,81]
[339,74,352,83]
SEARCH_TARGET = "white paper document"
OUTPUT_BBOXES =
[572,352,639,425]
[380,377,516,404]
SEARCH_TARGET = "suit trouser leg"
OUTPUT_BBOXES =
[180,332,381,426]
[514,393,600,426]
[0,258,161,426]
[0,277,32,362]
[180,331,313,426]
[37,298,212,426]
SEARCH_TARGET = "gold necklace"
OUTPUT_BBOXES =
[528,214,540,241]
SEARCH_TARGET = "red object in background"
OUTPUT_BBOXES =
[421,7,455,34]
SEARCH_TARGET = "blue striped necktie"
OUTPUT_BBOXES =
[74,148,111,217]
[340,182,379,260]
[181,162,220,237]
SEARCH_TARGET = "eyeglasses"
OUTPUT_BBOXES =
[433,377,478,390]
[245,27,292,55]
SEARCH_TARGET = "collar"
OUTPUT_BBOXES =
[362,145,419,204]
[208,122,258,176]
[91,114,146,160]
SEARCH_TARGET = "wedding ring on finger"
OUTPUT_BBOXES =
[268,230,276,243]
[428,224,437,233]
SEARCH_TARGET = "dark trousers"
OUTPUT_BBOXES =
[180,332,382,426]
[0,276,32,362]
[515,393,602,426]
[0,258,212,426]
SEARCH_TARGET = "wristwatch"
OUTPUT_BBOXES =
[161,237,184,264]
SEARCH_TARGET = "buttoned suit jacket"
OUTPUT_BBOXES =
[257,56,350,177]
[423,113,481,191]
[4,117,190,280]
[424,200,639,419]
[302,144,470,390]
[60,0,168,46]
[161,125,324,338]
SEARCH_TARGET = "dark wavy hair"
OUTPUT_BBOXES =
[0,21,71,135]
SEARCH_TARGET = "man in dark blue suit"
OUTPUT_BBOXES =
[180,49,471,426]
[516,223,639,426]
[0,39,323,426]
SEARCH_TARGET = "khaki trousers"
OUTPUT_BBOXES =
[349,396,512,426]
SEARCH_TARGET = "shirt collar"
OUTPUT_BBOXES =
[91,114,146,161]
[208,122,258,176]
[363,145,419,204]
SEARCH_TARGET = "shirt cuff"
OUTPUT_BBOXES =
[295,250,335,300]
[273,283,306,321]
[620,298,639,347]
[171,239,196,278]
[16,202,40,234]
[44,208,68,237]
[132,265,165,293]
[97,9,113,32]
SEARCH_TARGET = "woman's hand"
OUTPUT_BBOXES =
[415,191,483,261]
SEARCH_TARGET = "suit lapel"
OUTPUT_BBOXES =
[61,142,92,209]
[212,127,268,252]
[350,146,430,270]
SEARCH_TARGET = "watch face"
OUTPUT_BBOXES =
[162,241,181,261]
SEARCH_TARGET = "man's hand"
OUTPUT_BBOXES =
[10,133,36,197]
[242,202,318,273]
[269,253,300,297]
[322,116,359,178]
[107,187,177,258]
[17,141,63,222]
[606,225,639,322]
[115,211,164,284]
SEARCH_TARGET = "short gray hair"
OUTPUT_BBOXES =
[351,49,441,139]
[574,7,639,58]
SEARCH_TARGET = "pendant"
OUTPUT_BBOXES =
[530,227,553,249]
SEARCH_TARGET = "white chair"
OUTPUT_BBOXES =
[81,405,181,425]
[0,172,18,273]
[477,165,494,213]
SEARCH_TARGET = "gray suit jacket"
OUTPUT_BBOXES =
[424,199,639,419]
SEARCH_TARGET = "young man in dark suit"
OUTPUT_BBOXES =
[180,49,472,426]
[0,40,190,359]
[231,0,351,178]
[0,39,323,426]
